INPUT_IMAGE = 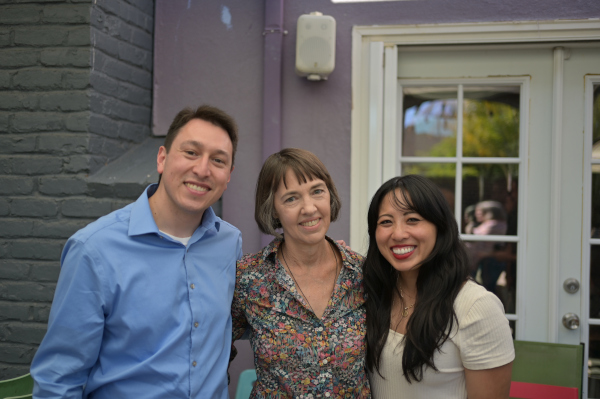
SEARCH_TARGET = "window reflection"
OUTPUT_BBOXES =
[402,87,457,157]
[592,84,600,237]
[461,164,518,311]
[400,85,521,314]
[463,86,520,158]
[591,246,600,319]
[462,164,518,236]
[463,239,517,314]
[589,324,600,397]
[592,84,600,160]
[593,173,600,238]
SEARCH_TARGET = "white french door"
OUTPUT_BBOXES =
[350,20,600,397]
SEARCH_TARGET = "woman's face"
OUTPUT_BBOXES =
[375,189,437,276]
[273,169,331,247]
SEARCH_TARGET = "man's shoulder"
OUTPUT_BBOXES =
[70,203,134,244]
[215,216,241,235]
[212,216,242,245]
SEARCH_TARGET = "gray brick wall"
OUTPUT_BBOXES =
[0,0,154,379]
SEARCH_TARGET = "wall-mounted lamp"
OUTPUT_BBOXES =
[295,12,336,81]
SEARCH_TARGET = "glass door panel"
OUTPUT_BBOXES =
[463,86,520,158]
[589,81,600,396]
[398,83,522,322]
[402,87,458,157]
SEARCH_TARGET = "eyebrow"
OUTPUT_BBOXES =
[179,140,231,159]
[279,181,326,199]
[377,210,417,220]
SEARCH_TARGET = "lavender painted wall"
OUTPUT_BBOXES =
[153,0,600,394]
[153,0,264,255]
[154,0,600,256]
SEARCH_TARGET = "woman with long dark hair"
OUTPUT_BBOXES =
[364,175,514,398]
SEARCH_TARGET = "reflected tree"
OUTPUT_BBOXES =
[410,100,520,201]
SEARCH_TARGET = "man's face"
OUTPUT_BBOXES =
[156,118,234,218]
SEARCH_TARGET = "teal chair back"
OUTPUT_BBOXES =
[0,373,34,399]
[510,340,584,399]
[235,369,257,399]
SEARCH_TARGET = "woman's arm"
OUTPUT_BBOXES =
[465,362,513,399]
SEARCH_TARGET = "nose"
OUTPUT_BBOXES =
[301,197,317,215]
[391,222,409,241]
[192,156,211,178]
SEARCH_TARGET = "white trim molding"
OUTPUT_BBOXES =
[350,19,600,253]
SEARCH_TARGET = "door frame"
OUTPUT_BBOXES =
[350,19,600,252]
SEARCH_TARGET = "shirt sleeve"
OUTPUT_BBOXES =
[458,290,515,370]
[30,238,106,399]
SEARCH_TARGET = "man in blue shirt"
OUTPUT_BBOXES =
[30,105,243,398]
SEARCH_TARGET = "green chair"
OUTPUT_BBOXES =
[0,373,34,399]
[510,340,584,399]
[234,369,257,399]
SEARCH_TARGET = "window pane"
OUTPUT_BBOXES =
[462,164,518,236]
[591,245,600,319]
[463,86,520,158]
[463,240,517,313]
[589,324,600,397]
[593,84,600,237]
[402,87,457,157]
[593,171,600,238]
[593,84,600,160]
[401,162,456,214]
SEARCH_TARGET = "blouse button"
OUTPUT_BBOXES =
[192,361,197,367]
[325,393,331,397]
[194,322,199,328]
[190,283,195,289]
[322,359,328,365]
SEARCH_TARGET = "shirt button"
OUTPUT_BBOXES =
[322,359,328,365]
[194,322,199,328]
[325,393,331,397]
[192,361,197,367]
[190,283,195,289]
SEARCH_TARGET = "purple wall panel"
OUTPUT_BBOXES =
[154,0,600,257]
[154,0,264,256]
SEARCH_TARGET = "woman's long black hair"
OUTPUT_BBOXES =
[363,175,470,382]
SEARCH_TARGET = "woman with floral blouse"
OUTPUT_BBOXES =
[231,148,370,398]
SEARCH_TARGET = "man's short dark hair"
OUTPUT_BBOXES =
[164,105,239,167]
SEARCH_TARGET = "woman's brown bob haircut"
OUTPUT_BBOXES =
[255,148,342,237]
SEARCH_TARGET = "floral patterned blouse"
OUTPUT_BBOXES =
[231,236,370,399]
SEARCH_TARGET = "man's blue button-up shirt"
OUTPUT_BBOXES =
[31,184,242,398]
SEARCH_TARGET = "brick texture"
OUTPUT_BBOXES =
[0,0,154,379]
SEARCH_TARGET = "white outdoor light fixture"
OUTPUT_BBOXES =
[295,12,336,81]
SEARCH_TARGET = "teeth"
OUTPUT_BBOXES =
[185,183,208,192]
[301,219,319,227]
[393,246,414,255]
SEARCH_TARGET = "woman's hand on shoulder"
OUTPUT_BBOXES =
[336,239,349,249]
[465,362,513,399]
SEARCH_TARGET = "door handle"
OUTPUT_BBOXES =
[562,313,580,330]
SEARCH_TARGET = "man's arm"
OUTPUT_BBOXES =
[31,239,106,399]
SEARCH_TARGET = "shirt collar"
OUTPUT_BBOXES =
[128,184,221,239]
